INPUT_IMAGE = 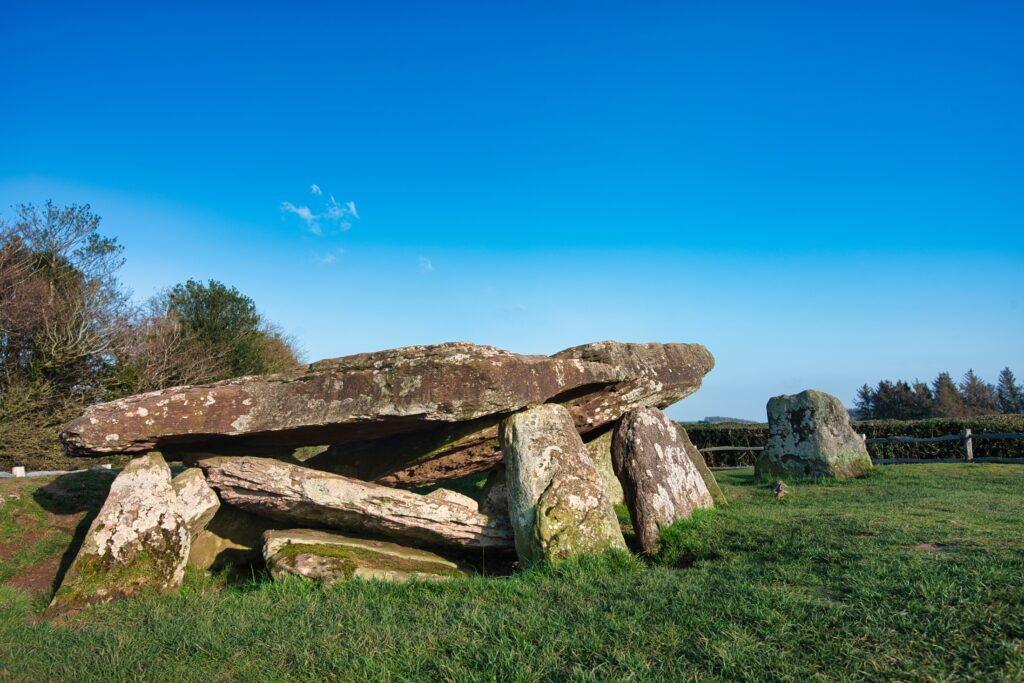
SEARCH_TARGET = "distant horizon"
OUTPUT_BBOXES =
[3,1,1021,422]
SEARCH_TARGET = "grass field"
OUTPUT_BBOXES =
[1,464,1023,682]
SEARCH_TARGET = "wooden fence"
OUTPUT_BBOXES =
[700,429,1024,467]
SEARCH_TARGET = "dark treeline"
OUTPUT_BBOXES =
[854,368,1024,420]
[0,201,302,467]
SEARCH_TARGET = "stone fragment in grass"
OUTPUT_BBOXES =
[47,452,190,616]
[584,431,626,506]
[499,404,626,565]
[171,467,220,539]
[200,457,514,551]
[262,529,466,583]
[755,390,873,480]
[612,407,714,553]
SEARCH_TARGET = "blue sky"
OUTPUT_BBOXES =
[2,1,1022,420]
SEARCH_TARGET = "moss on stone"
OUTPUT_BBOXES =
[273,542,463,579]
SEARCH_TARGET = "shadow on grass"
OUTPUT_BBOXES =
[32,470,114,597]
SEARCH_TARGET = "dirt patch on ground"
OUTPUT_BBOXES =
[912,542,958,552]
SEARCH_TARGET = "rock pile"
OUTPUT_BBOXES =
[50,340,722,613]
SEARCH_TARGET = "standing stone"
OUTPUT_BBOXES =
[171,467,220,539]
[755,389,873,480]
[612,408,714,553]
[48,453,190,615]
[262,529,466,583]
[673,424,728,507]
[584,431,626,506]
[499,404,626,565]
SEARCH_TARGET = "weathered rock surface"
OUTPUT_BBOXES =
[425,488,478,511]
[584,431,626,506]
[61,341,714,487]
[499,404,626,565]
[200,457,514,551]
[612,408,714,553]
[188,504,287,570]
[479,466,509,519]
[263,529,465,583]
[755,390,873,480]
[48,453,190,615]
[171,467,220,539]
[673,424,727,507]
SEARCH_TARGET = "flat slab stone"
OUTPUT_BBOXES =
[200,456,514,551]
[60,341,713,487]
[263,529,466,583]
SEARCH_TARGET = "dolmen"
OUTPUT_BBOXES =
[755,389,873,480]
[49,340,722,615]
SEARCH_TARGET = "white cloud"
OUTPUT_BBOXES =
[281,201,321,235]
[320,253,336,265]
[419,256,434,273]
[281,185,359,236]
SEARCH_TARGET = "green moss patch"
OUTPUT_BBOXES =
[274,542,463,579]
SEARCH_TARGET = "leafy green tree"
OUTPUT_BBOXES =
[959,369,999,416]
[931,372,965,418]
[995,367,1022,414]
[163,279,299,381]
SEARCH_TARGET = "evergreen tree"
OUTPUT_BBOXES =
[854,384,875,419]
[932,372,965,418]
[910,380,934,419]
[996,367,1023,413]
[960,369,999,416]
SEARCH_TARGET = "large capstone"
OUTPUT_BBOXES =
[612,408,714,553]
[499,404,626,565]
[262,529,466,583]
[48,453,191,615]
[755,389,873,480]
[200,457,514,551]
[60,341,714,487]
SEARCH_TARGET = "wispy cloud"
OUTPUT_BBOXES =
[419,256,434,274]
[281,185,359,235]
[320,253,336,265]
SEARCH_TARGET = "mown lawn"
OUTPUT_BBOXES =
[1,464,1022,682]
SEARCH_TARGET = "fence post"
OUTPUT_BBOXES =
[12,466,26,478]
[962,429,973,462]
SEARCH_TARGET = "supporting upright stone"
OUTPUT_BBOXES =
[612,408,714,553]
[171,467,221,540]
[755,389,873,480]
[47,453,191,616]
[673,424,728,507]
[584,431,626,505]
[499,404,626,565]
